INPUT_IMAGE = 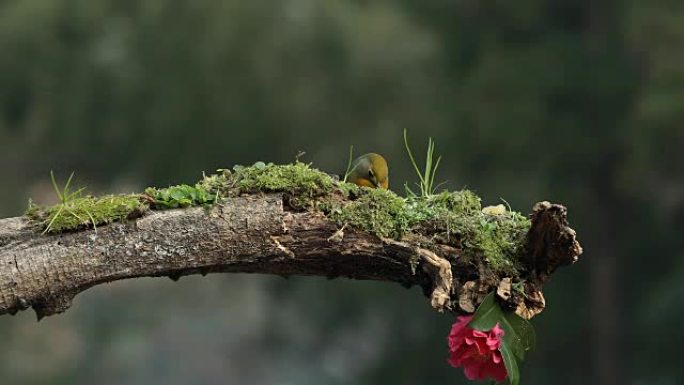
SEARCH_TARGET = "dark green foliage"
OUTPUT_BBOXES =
[145,184,217,209]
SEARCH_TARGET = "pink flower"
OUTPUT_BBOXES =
[447,315,508,382]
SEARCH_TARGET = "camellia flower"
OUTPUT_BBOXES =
[447,315,508,382]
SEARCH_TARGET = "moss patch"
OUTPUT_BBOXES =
[27,194,146,233]
[413,192,529,275]
[329,187,411,238]
[327,189,530,275]
[449,208,530,275]
[233,162,334,195]
[199,162,337,210]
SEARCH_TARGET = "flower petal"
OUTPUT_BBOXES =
[486,336,501,350]
[492,350,502,364]
[485,323,505,349]
[462,359,485,381]
[448,316,474,350]
[490,323,505,338]
[484,356,508,382]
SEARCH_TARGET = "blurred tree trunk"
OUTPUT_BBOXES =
[585,0,624,382]
[588,168,622,385]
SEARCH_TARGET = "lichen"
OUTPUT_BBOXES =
[26,194,146,233]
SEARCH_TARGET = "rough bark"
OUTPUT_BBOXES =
[0,194,581,320]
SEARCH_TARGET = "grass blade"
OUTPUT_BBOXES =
[429,155,442,194]
[49,171,63,203]
[404,129,425,186]
[63,172,75,203]
[43,205,65,234]
[343,145,354,183]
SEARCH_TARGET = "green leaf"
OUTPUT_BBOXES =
[502,312,536,360]
[500,343,520,385]
[188,189,200,201]
[169,189,187,201]
[253,161,267,170]
[468,292,504,331]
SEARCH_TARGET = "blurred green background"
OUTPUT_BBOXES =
[1,0,682,384]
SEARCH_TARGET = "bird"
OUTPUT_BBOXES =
[346,153,389,189]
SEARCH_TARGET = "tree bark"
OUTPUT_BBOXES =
[0,194,581,320]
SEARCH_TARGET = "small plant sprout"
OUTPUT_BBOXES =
[295,151,306,163]
[44,171,94,233]
[343,145,355,183]
[50,171,84,205]
[403,129,444,197]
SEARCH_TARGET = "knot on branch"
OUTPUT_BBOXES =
[525,201,583,285]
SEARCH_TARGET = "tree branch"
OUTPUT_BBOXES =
[0,194,582,320]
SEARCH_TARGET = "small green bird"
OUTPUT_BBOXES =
[347,153,389,189]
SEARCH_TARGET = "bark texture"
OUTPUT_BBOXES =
[0,194,581,320]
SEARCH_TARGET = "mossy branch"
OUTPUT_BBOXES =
[0,163,582,320]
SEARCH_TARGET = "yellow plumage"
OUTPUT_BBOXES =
[347,153,389,189]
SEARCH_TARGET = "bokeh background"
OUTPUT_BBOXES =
[1,0,682,384]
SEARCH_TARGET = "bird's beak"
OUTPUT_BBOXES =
[368,169,379,187]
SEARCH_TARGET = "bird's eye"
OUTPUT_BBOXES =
[368,169,375,178]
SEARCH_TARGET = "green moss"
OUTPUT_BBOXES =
[427,190,482,215]
[334,189,484,238]
[337,181,361,197]
[197,170,231,193]
[403,191,530,275]
[328,188,530,275]
[330,187,411,238]
[197,161,337,210]
[399,190,482,227]
[465,211,531,274]
[27,194,145,233]
[233,161,334,196]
